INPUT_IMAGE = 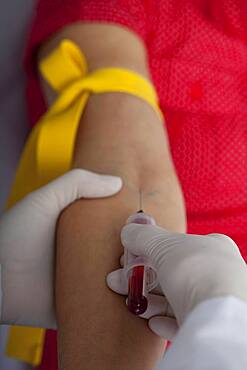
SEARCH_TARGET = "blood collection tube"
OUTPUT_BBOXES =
[124,211,158,315]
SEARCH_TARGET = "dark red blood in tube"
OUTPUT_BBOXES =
[127,265,148,315]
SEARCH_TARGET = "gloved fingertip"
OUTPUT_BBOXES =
[98,175,123,195]
[148,316,178,340]
[120,223,143,247]
[121,223,161,257]
[75,170,123,198]
[119,254,124,267]
[106,271,117,287]
[106,270,128,295]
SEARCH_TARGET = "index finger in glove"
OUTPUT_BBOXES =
[28,169,123,214]
[148,316,178,340]
[121,223,173,263]
[137,293,174,320]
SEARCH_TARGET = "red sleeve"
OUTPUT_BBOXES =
[25,0,148,125]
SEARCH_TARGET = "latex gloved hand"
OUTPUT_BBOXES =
[0,169,122,328]
[107,223,247,340]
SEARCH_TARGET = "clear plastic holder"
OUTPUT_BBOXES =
[123,256,158,292]
[122,211,159,314]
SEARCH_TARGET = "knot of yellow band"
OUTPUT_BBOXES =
[38,39,162,179]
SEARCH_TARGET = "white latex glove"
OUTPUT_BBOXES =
[106,224,247,340]
[0,169,122,328]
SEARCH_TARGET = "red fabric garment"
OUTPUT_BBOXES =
[25,1,247,369]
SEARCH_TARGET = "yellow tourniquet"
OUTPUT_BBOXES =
[6,39,162,366]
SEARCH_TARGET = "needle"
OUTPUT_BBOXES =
[138,190,143,213]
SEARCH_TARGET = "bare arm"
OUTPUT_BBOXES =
[39,23,186,370]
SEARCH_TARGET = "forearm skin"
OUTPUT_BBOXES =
[56,95,186,370]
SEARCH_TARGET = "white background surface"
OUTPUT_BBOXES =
[0,1,35,368]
